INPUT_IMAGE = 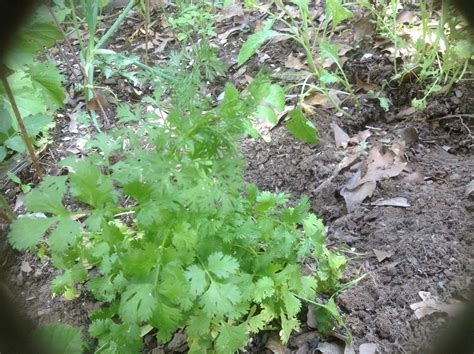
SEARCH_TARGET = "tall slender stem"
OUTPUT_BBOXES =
[0,68,43,180]
[96,0,136,50]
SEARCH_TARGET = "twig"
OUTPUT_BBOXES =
[0,67,43,180]
[431,114,473,137]
[430,114,474,120]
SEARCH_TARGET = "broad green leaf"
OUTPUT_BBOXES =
[0,109,12,133]
[215,323,249,353]
[185,265,209,298]
[4,136,26,153]
[60,158,117,208]
[207,252,239,279]
[325,0,353,27]
[0,146,6,162]
[48,216,81,252]
[201,282,241,317]
[285,107,318,143]
[88,275,116,302]
[454,39,473,59]
[29,62,65,110]
[8,216,56,250]
[5,22,61,69]
[237,20,280,66]
[24,175,68,215]
[119,284,156,323]
[34,324,83,354]
[24,114,54,136]
[150,300,184,342]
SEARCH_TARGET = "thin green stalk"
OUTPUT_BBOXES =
[96,0,136,50]
[68,0,85,51]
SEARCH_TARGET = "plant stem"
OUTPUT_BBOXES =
[0,68,43,180]
[96,0,136,50]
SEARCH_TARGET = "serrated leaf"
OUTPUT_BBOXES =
[282,288,301,317]
[150,300,184,342]
[302,213,326,244]
[34,324,83,354]
[248,307,275,333]
[117,104,141,123]
[8,216,56,250]
[185,265,209,298]
[325,0,353,27]
[254,277,275,302]
[119,284,156,324]
[25,175,68,215]
[320,41,340,65]
[5,22,62,69]
[207,252,239,279]
[29,61,65,110]
[60,158,117,208]
[201,282,241,317]
[215,323,249,353]
[280,314,300,344]
[237,20,280,66]
[88,275,116,302]
[285,107,318,143]
[48,216,81,252]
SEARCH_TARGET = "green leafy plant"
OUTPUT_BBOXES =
[9,78,345,353]
[0,4,65,162]
[360,0,473,108]
[34,323,85,354]
[169,3,217,42]
[238,0,355,115]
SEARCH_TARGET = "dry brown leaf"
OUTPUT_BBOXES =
[266,333,290,354]
[372,197,410,207]
[358,144,407,185]
[410,292,464,319]
[338,43,353,56]
[217,3,244,22]
[86,91,111,111]
[348,130,371,145]
[218,23,246,43]
[355,74,379,92]
[373,249,395,262]
[285,53,309,71]
[331,123,350,148]
[341,171,377,212]
[396,10,415,24]
[397,106,417,118]
[353,15,375,41]
[305,92,329,107]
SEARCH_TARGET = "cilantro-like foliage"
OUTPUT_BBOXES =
[9,80,345,353]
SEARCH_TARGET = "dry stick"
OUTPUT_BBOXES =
[0,69,43,180]
[47,5,110,127]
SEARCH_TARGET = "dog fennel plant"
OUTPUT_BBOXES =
[8,81,346,353]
